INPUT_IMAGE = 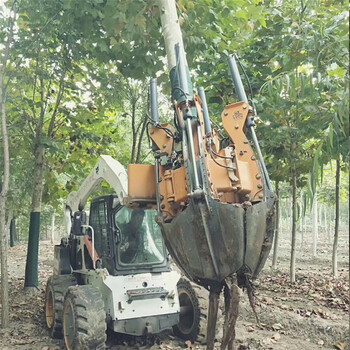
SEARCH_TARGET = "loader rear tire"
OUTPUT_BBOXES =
[45,275,77,339]
[63,285,107,350]
[173,278,208,344]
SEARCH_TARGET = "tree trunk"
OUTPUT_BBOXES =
[24,145,45,292]
[312,193,318,257]
[328,208,332,243]
[9,217,15,248]
[290,145,297,283]
[10,217,17,246]
[0,83,10,327]
[158,0,185,71]
[135,116,148,164]
[130,101,137,163]
[300,190,304,246]
[272,181,279,270]
[323,205,327,239]
[51,211,55,244]
[332,159,340,277]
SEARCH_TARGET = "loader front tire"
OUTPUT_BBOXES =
[173,278,208,344]
[45,275,77,339]
[63,285,107,350]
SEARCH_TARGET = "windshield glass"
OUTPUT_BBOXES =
[115,207,165,265]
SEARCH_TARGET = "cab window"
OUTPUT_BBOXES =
[115,207,165,265]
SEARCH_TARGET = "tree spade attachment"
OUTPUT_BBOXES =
[133,1,277,348]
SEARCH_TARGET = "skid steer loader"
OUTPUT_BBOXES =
[44,156,207,349]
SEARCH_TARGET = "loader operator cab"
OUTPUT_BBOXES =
[88,195,169,275]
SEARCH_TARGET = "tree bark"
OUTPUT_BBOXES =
[0,0,17,326]
[130,101,137,163]
[312,192,318,257]
[0,101,10,327]
[0,81,10,327]
[323,205,326,234]
[332,159,340,277]
[300,190,304,246]
[135,116,148,164]
[24,145,45,291]
[158,0,185,70]
[9,217,15,247]
[290,144,297,283]
[272,181,279,270]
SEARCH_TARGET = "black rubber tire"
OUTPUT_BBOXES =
[63,285,107,350]
[173,278,208,344]
[45,274,77,339]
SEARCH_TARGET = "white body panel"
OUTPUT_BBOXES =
[88,270,180,321]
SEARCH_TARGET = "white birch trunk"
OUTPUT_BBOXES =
[158,0,185,70]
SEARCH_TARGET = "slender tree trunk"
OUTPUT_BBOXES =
[300,190,304,247]
[135,116,148,164]
[328,208,332,243]
[51,211,55,244]
[158,0,185,71]
[130,102,137,163]
[9,217,15,247]
[272,181,279,270]
[290,145,297,283]
[312,193,318,257]
[0,84,10,327]
[24,145,45,292]
[332,159,340,277]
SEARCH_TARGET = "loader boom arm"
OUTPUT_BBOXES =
[64,155,128,235]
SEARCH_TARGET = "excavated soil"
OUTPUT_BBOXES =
[0,225,348,350]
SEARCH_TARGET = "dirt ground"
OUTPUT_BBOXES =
[0,225,348,350]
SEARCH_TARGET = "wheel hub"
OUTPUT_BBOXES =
[63,299,75,350]
[178,290,195,334]
[45,290,54,328]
